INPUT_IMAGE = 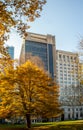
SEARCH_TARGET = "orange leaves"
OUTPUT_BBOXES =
[0,0,46,65]
[0,60,61,120]
[0,24,5,36]
[0,0,46,39]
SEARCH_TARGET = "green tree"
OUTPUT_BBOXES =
[0,61,61,128]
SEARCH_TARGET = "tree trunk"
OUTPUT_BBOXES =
[26,113,31,128]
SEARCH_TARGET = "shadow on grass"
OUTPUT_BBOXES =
[32,123,52,127]
[49,124,83,130]
[0,121,83,130]
[0,128,28,130]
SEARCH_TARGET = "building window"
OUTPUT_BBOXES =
[60,81,63,83]
[64,71,67,73]
[68,113,70,119]
[64,64,66,66]
[71,56,73,62]
[64,74,67,76]
[76,113,78,119]
[74,57,77,62]
[80,112,83,117]
[76,108,78,111]
[59,54,61,58]
[67,56,69,62]
[80,108,82,111]
[60,77,63,79]
[64,78,67,80]
[63,55,65,61]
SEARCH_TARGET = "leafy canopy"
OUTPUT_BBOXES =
[0,0,46,60]
[0,61,61,127]
[0,0,46,41]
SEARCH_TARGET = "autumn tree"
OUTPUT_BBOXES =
[0,0,46,68]
[0,0,46,43]
[0,61,61,128]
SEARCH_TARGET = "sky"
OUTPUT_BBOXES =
[6,0,83,59]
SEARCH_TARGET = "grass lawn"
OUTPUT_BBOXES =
[0,120,83,130]
[33,120,83,130]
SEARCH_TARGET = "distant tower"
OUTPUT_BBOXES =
[7,46,14,59]
[19,32,56,79]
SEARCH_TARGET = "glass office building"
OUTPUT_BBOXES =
[19,32,56,79]
[7,46,14,59]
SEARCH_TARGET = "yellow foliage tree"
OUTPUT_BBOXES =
[0,61,61,128]
[0,0,46,66]
[0,0,46,41]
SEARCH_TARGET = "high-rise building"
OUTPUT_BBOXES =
[19,32,83,121]
[56,50,83,120]
[7,46,14,59]
[19,32,56,79]
[56,50,79,100]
